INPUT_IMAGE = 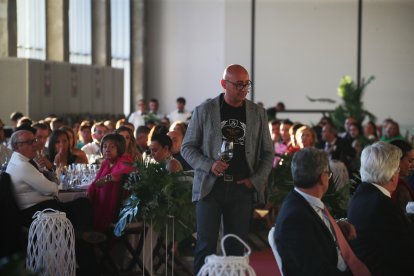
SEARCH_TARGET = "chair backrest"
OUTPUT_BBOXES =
[268,226,284,276]
[0,172,24,257]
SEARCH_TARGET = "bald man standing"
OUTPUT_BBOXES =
[181,64,273,274]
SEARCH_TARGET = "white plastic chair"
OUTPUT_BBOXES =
[268,226,284,276]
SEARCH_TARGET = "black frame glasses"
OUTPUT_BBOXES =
[224,80,253,91]
[16,138,38,145]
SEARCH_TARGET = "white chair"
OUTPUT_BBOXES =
[268,226,284,276]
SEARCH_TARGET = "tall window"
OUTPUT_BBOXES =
[111,0,131,115]
[69,0,92,64]
[17,0,46,59]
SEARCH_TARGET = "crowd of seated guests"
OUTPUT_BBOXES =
[1,97,413,275]
[0,96,193,219]
[269,115,413,193]
[0,99,195,268]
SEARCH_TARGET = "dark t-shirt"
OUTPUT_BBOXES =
[220,97,249,180]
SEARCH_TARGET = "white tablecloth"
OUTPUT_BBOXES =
[58,190,87,203]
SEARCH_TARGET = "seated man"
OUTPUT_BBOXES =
[6,129,97,275]
[348,142,414,275]
[6,130,60,222]
[274,147,370,276]
[81,121,108,161]
[135,125,150,155]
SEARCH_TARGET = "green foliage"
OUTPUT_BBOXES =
[117,161,195,242]
[143,113,161,125]
[268,153,350,218]
[268,154,294,205]
[0,254,38,276]
[308,75,376,131]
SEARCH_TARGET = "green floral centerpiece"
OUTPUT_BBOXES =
[114,161,195,242]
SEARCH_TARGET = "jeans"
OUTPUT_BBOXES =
[193,178,253,274]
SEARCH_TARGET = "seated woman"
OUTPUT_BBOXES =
[363,121,378,143]
[60,126,88,164]
[87,133,135,232]
[48,129,88,168]
[390,139,414,212]
[149,133,182,173]
[115,126,142,162]
[286,123,303,154]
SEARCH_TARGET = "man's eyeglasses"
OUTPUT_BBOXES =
[16,138,38,145]
[323,170,333,179]
[224,80,253,91]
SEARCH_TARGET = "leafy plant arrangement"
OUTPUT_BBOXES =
[0,253,38,276]
[143,113,161,125]
[307,75,376,131]
[268,153,294,206]
[268,153,350,218]
[114,161,195,242]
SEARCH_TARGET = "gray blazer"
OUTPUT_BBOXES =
[181,94,274,204]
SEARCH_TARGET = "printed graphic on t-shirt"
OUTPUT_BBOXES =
[221,119,246,145]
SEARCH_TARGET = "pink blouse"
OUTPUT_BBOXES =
[87,154,135,232]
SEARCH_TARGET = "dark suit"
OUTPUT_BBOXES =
[348,182,414,276]
[330,137,356,169]
[274,190,352,276]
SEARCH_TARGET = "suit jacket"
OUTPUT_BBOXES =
[348,182,414,275]
[331,137,356,169]
[181,94,273,203]
[274,191,352,276]
[274,190,352,276]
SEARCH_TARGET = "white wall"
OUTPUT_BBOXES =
[362,1,414,129]
[254,0,358,124]
[145,0,414,128]
[146,0,226,114]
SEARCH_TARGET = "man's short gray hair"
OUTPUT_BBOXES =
[360,141,401,185]
[10,130,25,150]
[291,148,329,188]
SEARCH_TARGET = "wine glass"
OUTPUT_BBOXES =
[218,140,233,181]
[35,150,46,171]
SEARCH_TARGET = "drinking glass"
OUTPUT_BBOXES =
[218,140,233,181]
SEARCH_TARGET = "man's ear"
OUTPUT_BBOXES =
[220,79,227,89]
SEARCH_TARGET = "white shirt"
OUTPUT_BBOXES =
[294,187,347,272]
[128,110,146,129]
[6,152,58,209]
[81,141,100,156]
[168,109,192,123]
[370,183,391,198]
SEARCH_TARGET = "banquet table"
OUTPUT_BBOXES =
[58,188,87,203]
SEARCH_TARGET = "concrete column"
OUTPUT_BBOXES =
[92,0,111,66]
[46,0,69,61]
[0,0,17,57]
[130,0,145,111]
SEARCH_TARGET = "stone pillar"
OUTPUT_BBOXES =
[0,0,17,57]
[92,0,111,66]
[130,0,145,111]
[46,0,69,61]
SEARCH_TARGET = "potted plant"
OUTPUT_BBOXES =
[114,160,195,243]
[308,75,376,130]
